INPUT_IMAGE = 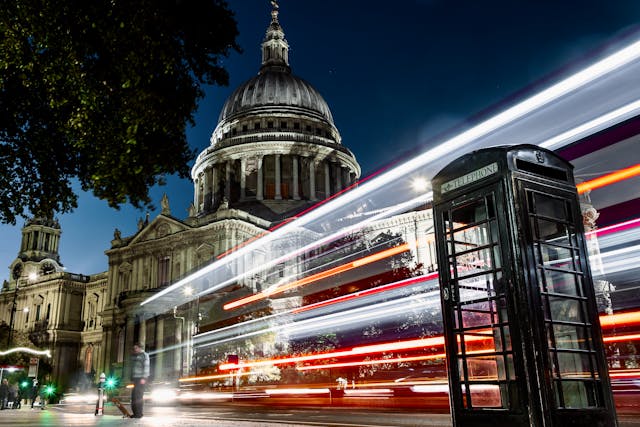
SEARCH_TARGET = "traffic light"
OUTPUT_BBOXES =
[20,380,29,389]
[105,377,118,389]
[44,384,55,397]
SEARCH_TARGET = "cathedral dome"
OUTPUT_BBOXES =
[218,70,334,125]
[190,1,360,222]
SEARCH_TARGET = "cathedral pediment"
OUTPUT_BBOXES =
[128,215,190,245]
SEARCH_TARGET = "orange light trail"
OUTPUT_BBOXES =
[292,272,439,314]
[609,369,640,378]
[577,163,640,194]
[223,243,410,310]
[603,333,640,343]
[215,311,640,372]
[217,334,496,372]
[179,370,257,383]
[218,334,448,371]
[296,353,446,371]
[182,309,640,383]
[599,311,640,329]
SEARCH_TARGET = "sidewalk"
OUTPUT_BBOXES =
[0,406,313,427]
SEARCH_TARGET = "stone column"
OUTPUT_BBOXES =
[211,166,217,207]
[275,154,282,200]
[257,156,264,200]
[193,176,199,211]
[102,328,113,376]
[336,165,343,192]
[240,158,247,200]
[292,156,300,200]
[174,318,182,377]
[124,316,136,381]
[203,168,211,210]
[225,161,232,201]
[324,162,331,198]
[155,317,164,380]
[309,159,316,201]
[138,316,146,348]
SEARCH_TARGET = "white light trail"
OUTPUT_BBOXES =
[194,289,440,349]
[0,347,51,357]
[142,36,640,310]
[193,192,431,300]
[540,99,640,150]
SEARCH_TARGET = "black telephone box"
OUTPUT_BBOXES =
[432,145,616,426]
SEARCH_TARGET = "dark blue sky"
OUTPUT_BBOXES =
[1,0,639,277]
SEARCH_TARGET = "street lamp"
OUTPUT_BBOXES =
[7,283,20,348]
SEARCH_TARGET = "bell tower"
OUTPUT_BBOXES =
[7,217,63,289]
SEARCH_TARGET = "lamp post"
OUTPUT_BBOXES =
[6,283,19,348]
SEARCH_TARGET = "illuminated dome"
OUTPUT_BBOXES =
[219,70,335,125]
[191,1,360,222]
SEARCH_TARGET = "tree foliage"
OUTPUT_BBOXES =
[0,0,240,223]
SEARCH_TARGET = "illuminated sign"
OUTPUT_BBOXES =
[441,162,498,194]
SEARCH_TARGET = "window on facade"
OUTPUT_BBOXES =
[281,122,287,129]
[277,263,285,278]
[255,122,261,130]
[267,121,274,129]
[46,303,50,321]
[242,124,248,132]
[294,122,300,130]
[35,304,41,321]
[158,256,171,287]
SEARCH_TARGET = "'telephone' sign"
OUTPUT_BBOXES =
[441,162,498,194]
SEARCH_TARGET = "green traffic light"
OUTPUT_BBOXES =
[20,381,29,388]
[105,377,117,389]
[44,385,55,396]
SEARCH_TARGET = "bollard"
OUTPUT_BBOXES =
[95,373,106,416]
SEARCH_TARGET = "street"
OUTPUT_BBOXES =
[0,403,639,427]
[0,403,451,426]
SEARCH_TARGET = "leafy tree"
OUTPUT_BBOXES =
[0,0,240,223]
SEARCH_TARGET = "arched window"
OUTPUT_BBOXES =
[84,345,94,374]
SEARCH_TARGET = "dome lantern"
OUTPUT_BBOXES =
[261,0,290,72]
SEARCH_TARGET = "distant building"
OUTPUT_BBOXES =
[0,217,106,390]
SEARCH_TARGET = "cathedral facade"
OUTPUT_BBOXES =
[2,2,368,388]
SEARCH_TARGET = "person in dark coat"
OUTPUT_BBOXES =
[130,342,150,418]
[7,383,17,409]
[30,379,38,408]
[0,379,8,409]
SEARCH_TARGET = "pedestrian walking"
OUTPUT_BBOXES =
[7,382,17,409]
[130,342,150,419]
[30,378,38,408]
[14,384,22,409]
[0,379,8,410]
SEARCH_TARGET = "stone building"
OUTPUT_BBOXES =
[98,2,363,383]
[0,217,107,390]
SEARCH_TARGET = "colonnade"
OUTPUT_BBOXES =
[109,313,189,382]
[194,153,356,213]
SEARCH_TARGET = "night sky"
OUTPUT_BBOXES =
[1,0,639,277]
